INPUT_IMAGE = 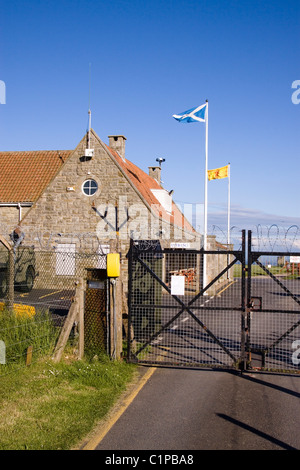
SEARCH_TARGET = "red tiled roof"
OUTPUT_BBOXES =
[107,146,195,232]
[0,139,194,232]
[0,150,71,203]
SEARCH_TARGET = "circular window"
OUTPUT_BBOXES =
[82,179,98,196]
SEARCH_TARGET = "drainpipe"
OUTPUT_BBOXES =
[0,203,33,223]
[17,203,21,223]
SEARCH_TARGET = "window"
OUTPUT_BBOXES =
[96,244,110,269]
[56,244,76,276]
[82,179,98,196]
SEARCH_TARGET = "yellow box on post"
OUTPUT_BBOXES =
[107,253,120,278]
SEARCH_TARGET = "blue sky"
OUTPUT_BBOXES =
[0,0,299,237]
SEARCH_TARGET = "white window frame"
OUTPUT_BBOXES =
[56,244,76,276]
[82,179,98,196]
[96,244,110,269]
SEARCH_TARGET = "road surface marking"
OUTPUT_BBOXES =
[39,290,64,299]
[217,280,236,296]
[152,335,163,344]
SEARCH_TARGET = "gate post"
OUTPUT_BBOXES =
[240,229,247,370]
[109,277,123,360]
[77,278,85,360]
[107,253,123,360]
[127,238,134,362]
[246,230,253,367]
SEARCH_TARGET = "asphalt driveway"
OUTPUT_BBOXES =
[90,366,300,451]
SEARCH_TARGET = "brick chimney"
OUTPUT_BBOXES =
[108,135,127,160]
[148,166,161,185]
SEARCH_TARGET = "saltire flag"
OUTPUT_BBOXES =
[207,165,229,181]
[172,103,207,123]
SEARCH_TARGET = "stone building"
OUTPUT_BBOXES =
[0,128,200,253]
[0,129,232,357]
[0,128,200,331]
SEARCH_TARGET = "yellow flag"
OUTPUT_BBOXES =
[207,165,229,181]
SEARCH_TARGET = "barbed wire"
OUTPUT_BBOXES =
[209,224,300,252]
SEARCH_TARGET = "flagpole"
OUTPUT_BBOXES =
[227,162,231,279]
[227,163,230,246]
[203,99,208,291]
[172,101,208,291]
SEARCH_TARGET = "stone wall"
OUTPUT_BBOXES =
[206,235,234,293]
[14,130,201,326]
[19,130,200,250]
[0,206,31,237]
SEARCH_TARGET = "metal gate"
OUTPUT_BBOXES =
[127,235,246,370]
[246,230,300,372]
[127,231,300,374]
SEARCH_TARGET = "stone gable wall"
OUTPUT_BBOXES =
[16,131,200,298]
[19,131,200,251]
[0,206,31,236]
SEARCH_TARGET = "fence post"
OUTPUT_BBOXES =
[77,278,85,360]
[0,340,5,364]
[26,345,33,366]
[7,249,14,312]
[0,236,14,312]
[52,283,79,363]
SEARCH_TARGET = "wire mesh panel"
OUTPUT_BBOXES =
[248,250,300,373]
[128,239,245,369]
[0,244,110,373]
[84,272,108,356]
[0,248,107,313]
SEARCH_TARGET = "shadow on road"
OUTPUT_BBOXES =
[217,413,298,450]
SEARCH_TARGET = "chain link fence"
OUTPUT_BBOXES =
[0,244,110,374]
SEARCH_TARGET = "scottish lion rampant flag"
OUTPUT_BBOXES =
[207,165,229,181]
[172,102,207,123]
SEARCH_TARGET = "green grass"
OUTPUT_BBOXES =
[0,354,136,450]
[0,308,59,367]
[0,307,137,450]
[233,264,299,279]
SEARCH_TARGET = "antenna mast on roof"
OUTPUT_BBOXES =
[85,63,94,158]
[88,62,91,149]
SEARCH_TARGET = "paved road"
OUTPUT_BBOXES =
[93,366,300,451]
[1,287,73,313]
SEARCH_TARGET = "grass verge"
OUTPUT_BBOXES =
[0,354,136,450]
[233,264,299,278]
